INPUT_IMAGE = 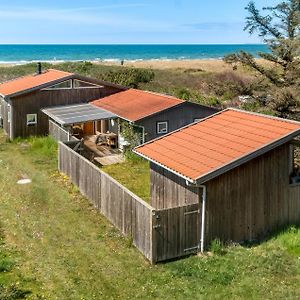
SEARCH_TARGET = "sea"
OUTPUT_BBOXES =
[0,44,268,64]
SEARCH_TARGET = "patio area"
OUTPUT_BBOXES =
[83,134,124,166]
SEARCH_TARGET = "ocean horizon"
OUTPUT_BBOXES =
[0,44,268,64]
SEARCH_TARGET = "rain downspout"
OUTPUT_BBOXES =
[187,181,207,253]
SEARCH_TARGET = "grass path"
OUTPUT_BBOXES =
[0,131,300,299]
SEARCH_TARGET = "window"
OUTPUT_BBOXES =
[27,114,37,126]
[44,80,72,90]
[290,141,300,184]
[157,121,168,134]
[73,79,103,89]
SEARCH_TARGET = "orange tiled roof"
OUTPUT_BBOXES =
[91,89,184,121]
[135,109,300,182]
[0,69,73,97]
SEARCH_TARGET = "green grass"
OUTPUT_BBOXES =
[102,156,150,202]
[0,130,300,299]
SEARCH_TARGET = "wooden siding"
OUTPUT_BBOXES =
[150,142,300,249]
[150,162,199,209]
[0,97,10,137]
[205,142,300,246]
[58,142,154,261]
[11,86,120,138]
[137,102,217,142]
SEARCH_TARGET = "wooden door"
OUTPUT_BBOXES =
[152,203,200,262]
[83,122,95,135]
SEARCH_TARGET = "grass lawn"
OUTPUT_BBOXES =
[0,130,300,299]
[102,157,150,202]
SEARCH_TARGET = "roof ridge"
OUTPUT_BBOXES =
[228,108,300,126]
[131,88,185,102]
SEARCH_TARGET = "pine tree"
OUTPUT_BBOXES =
[224,0,300,118]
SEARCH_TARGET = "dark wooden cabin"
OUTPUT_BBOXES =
[91,88,218,143]
[135,109,300,250]
[0,66,124,139]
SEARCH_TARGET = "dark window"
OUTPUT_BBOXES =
[73,79,103,89]
[45,80,72,90]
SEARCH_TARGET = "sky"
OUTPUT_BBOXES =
[0,0,279,44]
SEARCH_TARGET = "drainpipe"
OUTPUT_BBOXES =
[199,185,207,253]
[187,182,207,253]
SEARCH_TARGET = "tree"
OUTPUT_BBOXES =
[224,0,300,118]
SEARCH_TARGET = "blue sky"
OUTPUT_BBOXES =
[0,0,279,44]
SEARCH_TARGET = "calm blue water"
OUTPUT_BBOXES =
[0,44,268,63]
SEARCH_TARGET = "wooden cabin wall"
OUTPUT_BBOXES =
[150,163,199,209]
[137,102,218,142]
[10,85,121,138]
[0,97,10,137]
[205,142,300,246]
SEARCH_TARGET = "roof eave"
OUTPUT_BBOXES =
[132,149,195,184]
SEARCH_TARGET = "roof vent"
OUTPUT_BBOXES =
[36,62,42,75]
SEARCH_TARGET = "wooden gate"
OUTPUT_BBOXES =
[152,203,200,262]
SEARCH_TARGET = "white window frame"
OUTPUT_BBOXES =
[73,79,103,89]
[157,121,168,134]
[26,113,37,126]
[42,79,73,90]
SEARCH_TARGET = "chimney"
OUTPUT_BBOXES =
[37,62,42,75]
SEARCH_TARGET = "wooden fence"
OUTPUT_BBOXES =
[58,142,200,263]
[49,120,78,142]
[59,141,154,261]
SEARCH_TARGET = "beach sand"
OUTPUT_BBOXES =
[98,59,234,73]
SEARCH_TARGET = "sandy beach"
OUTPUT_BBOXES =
[98,59,235,72]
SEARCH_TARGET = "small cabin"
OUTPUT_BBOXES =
[0,65,124,139]
[135,109,300,249]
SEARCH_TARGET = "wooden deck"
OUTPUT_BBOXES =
[83,136,124,166]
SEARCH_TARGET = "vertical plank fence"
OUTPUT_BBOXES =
[49,120,78,142]
[58,142,154,262]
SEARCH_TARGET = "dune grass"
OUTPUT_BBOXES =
[0,130,300,299]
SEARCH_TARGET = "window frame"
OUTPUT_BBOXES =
[73,79,103,89]
[156,121,169,135]
[26,113,38,126]
[42,79,73,90]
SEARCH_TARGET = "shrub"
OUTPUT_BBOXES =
[210,238,226,255]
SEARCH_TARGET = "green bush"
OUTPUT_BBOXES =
[210,239,226,255]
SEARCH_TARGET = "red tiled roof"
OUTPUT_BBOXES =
[0,69,73,97]
[135,109,300,183]
[91,89,184,121]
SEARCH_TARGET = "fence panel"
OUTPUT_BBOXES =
[58,142,154,262]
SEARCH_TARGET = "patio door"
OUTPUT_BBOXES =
[83,122,95,135]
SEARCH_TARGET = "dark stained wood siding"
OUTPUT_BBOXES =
[10,84,121,138]
[137,102,217,142]
[0,96,10,136]
[205,142,300,246]
[150,163,199,209]
[150,142,300,249]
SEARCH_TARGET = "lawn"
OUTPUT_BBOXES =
[0,130,300,299]
[101,156,150,202]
